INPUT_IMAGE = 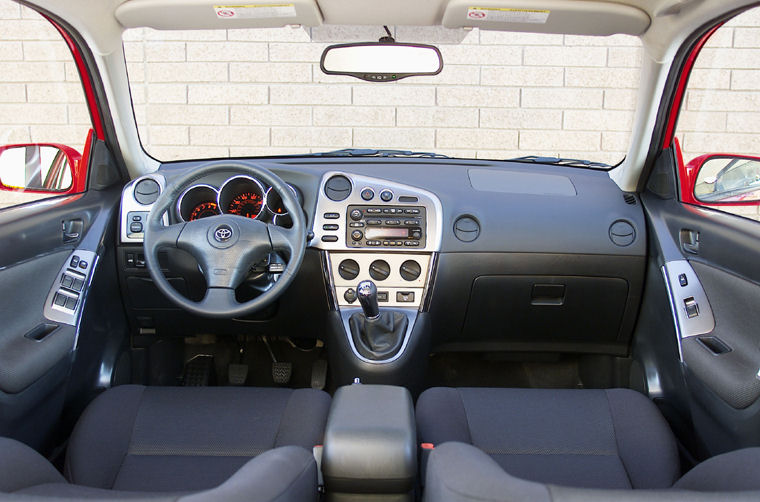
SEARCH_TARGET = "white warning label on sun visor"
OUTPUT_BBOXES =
[467,7,550,24]
[214,4,297,19]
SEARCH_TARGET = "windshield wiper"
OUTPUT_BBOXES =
[508,155,611,169]
[307,148,449,159]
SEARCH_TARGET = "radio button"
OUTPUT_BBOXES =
[366,219,382,225]
[361,188,375,201]
[351,230,364,241]
[349,222,365,228]
[385,219,400,225]
[349,209,363,221]
[366,208,381,214]
[404,219,418,225]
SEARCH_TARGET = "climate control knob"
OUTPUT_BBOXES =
[399,260,422,281]
[368,260,391,281]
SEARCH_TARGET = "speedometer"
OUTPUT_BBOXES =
[228,192,263,219]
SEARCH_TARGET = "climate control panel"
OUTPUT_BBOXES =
[329,252,431,308]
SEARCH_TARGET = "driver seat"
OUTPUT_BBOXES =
[0,385,331,500]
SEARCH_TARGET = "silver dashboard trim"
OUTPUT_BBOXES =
[119,174,167,243]
[310,171,443,253]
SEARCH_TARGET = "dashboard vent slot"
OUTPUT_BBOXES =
[453,216,480,243]
[623,193,637,205]
[134,178,160,205]
[324,175,352,202]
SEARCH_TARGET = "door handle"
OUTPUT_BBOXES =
[680,229,700,254]
[62,219,83,243]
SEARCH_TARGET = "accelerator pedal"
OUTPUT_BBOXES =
[182,354,215,386]
[311,359,328,390]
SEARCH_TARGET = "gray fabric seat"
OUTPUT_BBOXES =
[0,384,331,501]
[418,387,760,499]
[416,387,679,489]
[423,442,760,502]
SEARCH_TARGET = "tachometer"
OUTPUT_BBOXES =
[228,191,263,218]
[189,201,219,220]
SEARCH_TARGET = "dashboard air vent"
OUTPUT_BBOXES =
[324,175,352,202]
[609,220,636,247]
[623,193,637,205]
[453,216,480,243]
[133,178,160,205]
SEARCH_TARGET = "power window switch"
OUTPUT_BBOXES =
[61,274,74,288]
[65,296,78,310]
[72,278,85,292]
[53,293,67,307]
[684,297,699,318]
[678,273,688,287]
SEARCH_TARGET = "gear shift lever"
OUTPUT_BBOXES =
[357,280,380,319]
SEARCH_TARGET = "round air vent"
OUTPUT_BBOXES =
[133,178,160,205]
[338,259,360,280]
[324,175,352,202]
[609,220,636,247]
[453,215,480,242]
[399,260,422,281]
[369,260,391,281]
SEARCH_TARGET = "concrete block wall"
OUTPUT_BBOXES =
[0,1,759,221]
[124,26,642,164]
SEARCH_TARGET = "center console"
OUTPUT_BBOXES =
[312,172,441,389]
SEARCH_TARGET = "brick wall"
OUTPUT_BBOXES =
[124,26,642,164]
[1,1,760,221]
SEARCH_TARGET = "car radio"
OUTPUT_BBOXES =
[345,205,426,248]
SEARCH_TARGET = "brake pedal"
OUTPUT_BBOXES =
[311,359,328,390]
[272,362,292,385]
[182,354,215,386]
[263,336,291,385]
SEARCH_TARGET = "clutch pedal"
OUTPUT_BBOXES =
[182,354,215,386]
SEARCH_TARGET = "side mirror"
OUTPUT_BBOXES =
[686,154,760,204]
[0,144,81,194]
[320,42,443,82]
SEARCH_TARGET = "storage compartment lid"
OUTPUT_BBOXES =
[322,384,416,493]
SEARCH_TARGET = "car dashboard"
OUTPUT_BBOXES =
[116,157,646,385]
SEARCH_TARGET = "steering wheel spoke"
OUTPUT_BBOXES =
[199,287,239,312]
[268,224,298,256]
[148,221,186,250]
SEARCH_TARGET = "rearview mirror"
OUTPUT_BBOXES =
[689,154,760,203]
[0,144,80,193]
[320,43,443,82]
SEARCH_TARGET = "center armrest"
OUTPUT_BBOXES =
[322,384,417,497]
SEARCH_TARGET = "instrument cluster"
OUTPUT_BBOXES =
[177,175,300,227]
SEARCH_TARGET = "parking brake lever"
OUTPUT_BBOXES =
[357,280,380,319]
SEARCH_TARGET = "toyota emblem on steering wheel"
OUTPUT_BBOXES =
[214,225,233,242]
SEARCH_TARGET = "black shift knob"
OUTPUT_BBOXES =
[357,280,380,319]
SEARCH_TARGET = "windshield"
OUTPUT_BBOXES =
[124,26,641,165]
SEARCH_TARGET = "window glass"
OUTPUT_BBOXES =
[0,1,91,209]
[124,27,642,165]
[676,7,760,221]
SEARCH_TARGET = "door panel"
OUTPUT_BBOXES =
[643,160,760,456]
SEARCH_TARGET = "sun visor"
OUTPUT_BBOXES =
[442,0,650,36]
[317,0,449,26]
[115,0,323,30]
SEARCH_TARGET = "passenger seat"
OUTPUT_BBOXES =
[417,387,760,499]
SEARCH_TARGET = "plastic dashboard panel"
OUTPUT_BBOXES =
[115,158,646,355]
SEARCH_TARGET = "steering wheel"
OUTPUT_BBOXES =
[143,161,306,318]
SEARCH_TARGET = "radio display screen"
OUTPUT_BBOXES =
[365,227,409,240]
